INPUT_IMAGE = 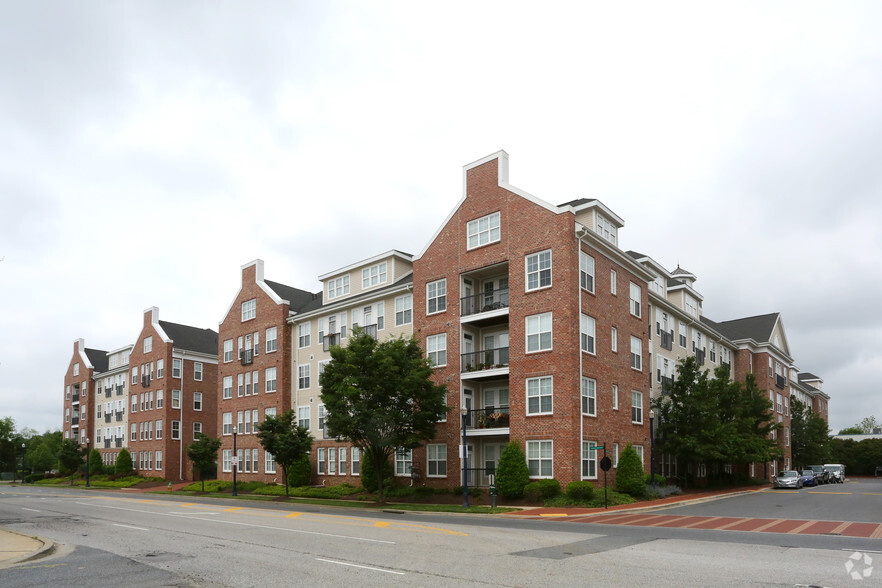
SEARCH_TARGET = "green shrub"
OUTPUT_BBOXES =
[385,486,416,498]
[115,449,133,475]
[453,486,483,498]
[360,454,393,493]
[644,473,666,486]
[645,484,682,499]
[414,486,436,496]
[544,488,637,508]
[286,455,312,487]
[524,479,561,501]
[496,442,530,499]
[565,480,594,500]
[615,444,647,498]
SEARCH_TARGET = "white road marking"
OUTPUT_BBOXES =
[21,507,40,512]
[113,523,149,531]
[75,502,395,545]
[316,558,405,575]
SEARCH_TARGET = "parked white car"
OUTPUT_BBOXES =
[823,463,846,483]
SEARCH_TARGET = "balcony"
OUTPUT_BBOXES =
[105,386,113,398]
[104,439,111,449]
[116,384,125,395]
[775,374,787,389]
[104,414,112,423]
[115,438,123,448]
[115,413,123,422]
[141,375,150,388]
[660,376,674,394]
[660,330,673,351]
[461,347,509,375]
[240,349,253,365]
[695,349,706,366]
[323,333,341,352]
[360,324,378,339]
[464,406,510,430]
[71,416,79,425]
[72,393,80,404]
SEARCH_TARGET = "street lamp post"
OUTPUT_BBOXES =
[461,408,469,508]
[649,409,656,486]
[232,426,238,497]
[21,443,26,485]
[85,438,91,488]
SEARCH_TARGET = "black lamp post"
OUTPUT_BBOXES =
[85,438,91,488]
[461,408,469,508]
[649,409,656,486]
[21,443,26,484]
[232,426,238,496]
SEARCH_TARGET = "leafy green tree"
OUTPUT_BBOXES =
[319,329,447,502]
[27,443,56,474]
[496,441,530,499]
[829,438,882,475]
[187,433,222,492]
[838,426,864,435]
[615,444,646,497]
[58,439,84,484]
[88,448,103,475]
[359,453,393,493]
[0,416,16,474]
[790,398,830,467]
[115,448,134,474]
[286,455,312,488]
[256,409,313,497]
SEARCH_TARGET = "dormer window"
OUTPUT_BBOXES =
[327,276,350,300]
[362,263,387,289]
[595,215,617,246]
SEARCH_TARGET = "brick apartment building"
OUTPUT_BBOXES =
[216,260,314,483]
[93,344,133,467]
[62,338,107,446]
[126,307,218,481]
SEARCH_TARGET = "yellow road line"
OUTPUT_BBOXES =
[807,491,851,495]
[539,513,568,517]
[285,512,303,518]
[223,507,243,512]
[374,521,391,527]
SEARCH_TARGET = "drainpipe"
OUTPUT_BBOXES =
[576,228,587,477]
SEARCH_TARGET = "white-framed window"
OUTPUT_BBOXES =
[595,215,617,245]
[784,397,789,416]
[130,423,136,441]
[427,279,447,314]
[629,283,642,317]
[265,407,276,420]
[298,323,310,348]
[339,447,347,475]
[527,440,553,478]
[377,301,385,330]
[266,367,277,393]
[467,211,500,249]
[222,376,232,399]
[362,262,387,289]
[581,377,596,416]
[171,420,180,440]
[131,366,138,385]
[156,359,164,378]
[155,450,162,470]
[610,269,617,295]
[171,389,181,409]
[613,443,619,467]
[298,406,310,429]
[265,451,276,473]
[298,364,310,390]
[679,322,687,348]
[266,327,278,353]
[193,392,202,411]
[394,448,413,476]
[352,447,360,475]
[630,336,642,370]
[634,445,645,466]
[327,275,350,300]
[340,311,347,339]
[241,299,256,321]
[427,334,447,367]
[193,421,202,439]
[317,404,326,431]
[328,448,337,475]
[526,312,552,353]
[580,251,595,292]
[156,419,163,439]
[427,444,447,477]
[582,442,598,479]
[222,449,232,473]
[611,326,618,352]
[223,339,234,362]
[143,336,152,353]
[156,390,164,408]
[317,448,327,474]
[526,376,553,415]
[395,294,412,326]
[131,395,137,413]
[237,373,244,397]
[194,362,203,381]
[525,249,552,291]
[73,363,80,376]
[580,314,595,354]
[631,391,644,424]
[172,358,182,379]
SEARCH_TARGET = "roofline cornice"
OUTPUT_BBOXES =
[288,281,414,324]
[576,223,656,282]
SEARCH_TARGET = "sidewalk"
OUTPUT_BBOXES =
[0,528,53,569]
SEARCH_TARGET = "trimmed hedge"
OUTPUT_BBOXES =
[524,479,561,501]
[565,480,594,500]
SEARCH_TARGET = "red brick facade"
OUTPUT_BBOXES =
[62,339,97,446]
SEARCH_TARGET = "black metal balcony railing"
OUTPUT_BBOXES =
[660,330,673,350]
[461,347,510,372]
[72,393,80,403]
[116,384,125,395]
[360,324,378,339]
[71,416,79,425]
[323,333,341,352]
[115,438,123,448]
[460,288,509,317]
[240,348,253,365]
[661,376,674,394]
[104,439,111,449]
[104,414,112,423]
[464,406,510,429]
[695,349,706,366]
[775,374,787,389]
[115,413,123,422]
[105,386,113,397]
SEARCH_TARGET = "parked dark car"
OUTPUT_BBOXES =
[808,465,829,484]
[799,469,818,487]
[773,470,803,489]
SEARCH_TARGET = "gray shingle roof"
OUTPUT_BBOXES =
[558,198,598,208]
[264,280,317,313]
[85,348,109,373]
[159,321,218,355]
[709,312,779,343]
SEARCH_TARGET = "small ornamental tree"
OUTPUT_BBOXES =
[615,444,646,498]
[256,409,313,497]
[115,448,134,474]
[496,441,530,499]
[319,329,447,502]
[57,439,84,485]
[187,433,222,492]
[89,448,103,475]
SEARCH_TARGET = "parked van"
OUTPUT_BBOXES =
[824,463,846,483]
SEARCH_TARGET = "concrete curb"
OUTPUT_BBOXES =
[0,528,56,569]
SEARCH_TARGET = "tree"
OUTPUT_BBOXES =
[319,329,448,502]
[615,444,646,497]
[89,448,103,475]
[790,398,830,467]
[0,416,16,474]
[496,441,530,499]
[256,410,313,497]
[58,439,84,484]
[187,433,222,492]
[115,448,134,474]
[838,426,864,435]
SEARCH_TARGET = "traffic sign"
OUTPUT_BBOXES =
[600,456,612,471]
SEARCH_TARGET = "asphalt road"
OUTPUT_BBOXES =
[1,482,880,587]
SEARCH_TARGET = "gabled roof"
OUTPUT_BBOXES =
[158,321,218,355]
[558,198,598,208]
[710,312,779,343]
[84,348,109,373]
[292,273,413,319]
[264,280,316,313]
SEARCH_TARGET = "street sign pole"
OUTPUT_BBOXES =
[593,445,612,509]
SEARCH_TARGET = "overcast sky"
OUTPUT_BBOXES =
[1,1,879,435]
